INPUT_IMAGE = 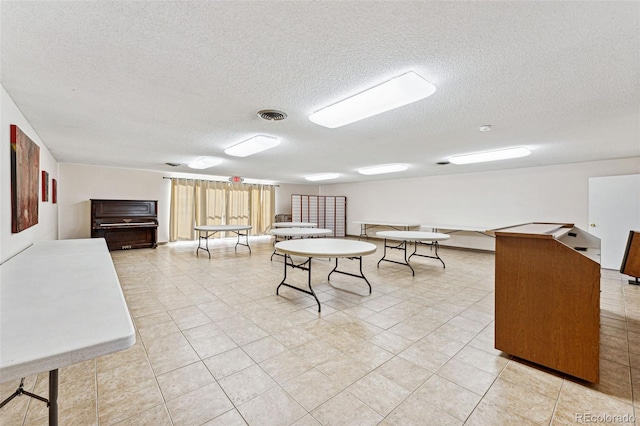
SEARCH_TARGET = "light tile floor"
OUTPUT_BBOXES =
[1,237,638,425]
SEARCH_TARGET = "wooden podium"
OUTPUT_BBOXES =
[491,223,601,383]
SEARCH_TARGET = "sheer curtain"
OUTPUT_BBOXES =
[249,183,275,235]
[227,182,251,227]
[169,178,275,241]
[170,178,196,241]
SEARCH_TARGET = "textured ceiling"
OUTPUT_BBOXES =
[1,1,639,184]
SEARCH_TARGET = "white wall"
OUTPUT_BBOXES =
[58,164,171,241]
[58,164,320,242]
[276,183,320,216]
[320,158,640,250]
[1,86,59,263]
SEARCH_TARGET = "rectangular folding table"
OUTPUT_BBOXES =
[0,239,135,426]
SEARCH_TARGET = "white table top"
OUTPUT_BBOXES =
[272,222,317,228]
[275,239,377,258]
[0,239,135,383]
[353,221,420,227]
[377,231,451,242]
[270,228,333,237]
[195,225,252,232]
[420,224,490,233]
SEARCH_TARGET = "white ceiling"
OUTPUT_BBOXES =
[2,1,639,184]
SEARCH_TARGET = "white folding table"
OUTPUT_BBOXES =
[194,225,253,258]
[272,222,317,228]
[0,239,135,426]
[376,231,451,275]
[269,227,333,261]
[353,221,420,239]
[274,239,377,312]
[420,224,494,237]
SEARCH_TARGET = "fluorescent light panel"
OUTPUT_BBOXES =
[357,163,408,175]
[188,156,223,169]
[225,135,280,157]
[309,72,436,128]
[305,173,340,182]
[448,147,531,165]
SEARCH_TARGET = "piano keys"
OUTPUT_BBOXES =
[91,199,158,251]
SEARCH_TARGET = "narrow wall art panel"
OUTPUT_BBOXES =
[10,125,40,233]
[42,170,49,202]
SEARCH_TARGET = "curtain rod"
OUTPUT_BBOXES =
[162,177,279,187]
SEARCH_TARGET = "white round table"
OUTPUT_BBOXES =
[376,231,450,275]
[269,228,334,260]
[194,225,253,258]
[270,228,333,238]
[272,222,317,228]
[274,239,377,312]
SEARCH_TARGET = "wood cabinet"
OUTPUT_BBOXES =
[491,222,601,383]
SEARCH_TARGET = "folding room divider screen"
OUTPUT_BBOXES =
[291,195,346,237]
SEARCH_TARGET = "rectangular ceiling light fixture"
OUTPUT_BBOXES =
[309,72,436,128]
[357,163,408,175]
[188,156,223,169]
[448,147,531,165]
[224,135,280,157]
[305,173,340,181]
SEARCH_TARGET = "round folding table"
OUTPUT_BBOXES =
[272,222,317,228]
[274,239,376,312]
[269,227,333,260]
[376,230,450,275]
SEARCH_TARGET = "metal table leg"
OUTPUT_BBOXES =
[0,369,58,426]
[49,370,58,426]
[276,255,321,312]
[234,230,251,254]
[328,256,372,293]
[196,230,217,259]
[408,241,446,268]
[377,239,415,275]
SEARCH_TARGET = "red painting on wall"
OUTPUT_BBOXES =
[42,170,49,202]
[52,179,57,204]
[10,125,40,233]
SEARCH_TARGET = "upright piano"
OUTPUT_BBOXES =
[91,199,158,251]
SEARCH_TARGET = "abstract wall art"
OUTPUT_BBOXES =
[42,170,49,202]
[10,124,40,233]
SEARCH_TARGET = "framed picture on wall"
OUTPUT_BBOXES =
[42,170,49,202]
[10,124,40,233]
[52,178,57,204]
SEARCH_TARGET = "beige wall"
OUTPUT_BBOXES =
[30,157,640,251]
[320,157,640,250]
[58,164,320,242]
[1,86,59,263]
[58,164,171,241]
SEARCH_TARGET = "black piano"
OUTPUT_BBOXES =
[91,199,158,251]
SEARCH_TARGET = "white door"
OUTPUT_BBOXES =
[588,174,640,269]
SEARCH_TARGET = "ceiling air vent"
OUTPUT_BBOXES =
[257,109,287,121]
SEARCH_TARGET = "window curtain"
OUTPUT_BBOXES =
[170,178,196,241]
[227,182,251,227]
[249,183,275,235]
[196,180,226,228]
[169,178,275,241]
